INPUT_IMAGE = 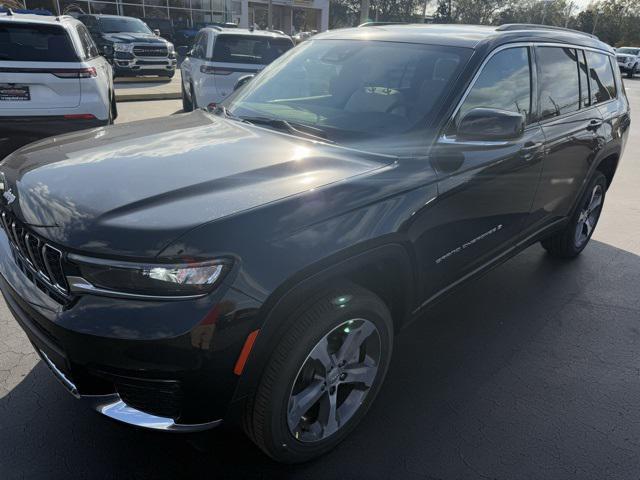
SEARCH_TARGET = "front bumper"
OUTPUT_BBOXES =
[38,347,222,432]
[618,62,635,72]
[0,225,262,430]
[113,56,177,77]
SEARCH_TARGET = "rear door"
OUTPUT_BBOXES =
[529,47,605,225]
[0,22,82,112]
[210,34,293,100]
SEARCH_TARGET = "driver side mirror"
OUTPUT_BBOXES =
[457,108,524,141]
[234,74,254,91]
[153,29,161,37]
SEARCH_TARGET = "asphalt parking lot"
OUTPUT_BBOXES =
[1,80,640,480]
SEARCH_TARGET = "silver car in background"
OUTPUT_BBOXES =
[180,27,294,111]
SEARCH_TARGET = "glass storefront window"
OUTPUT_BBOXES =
[122,4,144,17]
[145,0,168,6]
[169,8,191,24]
[89,2,118,14]
[144,6,169,18]
[168,0,188,7]
[192,11,213,23]
[59,0,90,15]
[191,0,212,10]
[23,0,57,14]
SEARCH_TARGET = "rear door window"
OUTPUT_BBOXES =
[585,51,616,104]
[536,47,580,120]
[212,35,293,65]
[192,32,208,59]
[0,23,78,62]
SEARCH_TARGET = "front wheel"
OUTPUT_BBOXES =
[243,284,393,463]
[541,171,607,258]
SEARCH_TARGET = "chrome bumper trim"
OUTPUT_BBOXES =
[86,394,223,432]
[39,350,222,432]
[39,350,80,398]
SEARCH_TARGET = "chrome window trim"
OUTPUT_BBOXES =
[440,40,618,143]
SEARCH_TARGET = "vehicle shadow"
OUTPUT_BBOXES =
[1,240,640,479]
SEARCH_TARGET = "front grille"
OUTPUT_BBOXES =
[115,378,182,419]
[0,209,71,304]
[133,46,168,57]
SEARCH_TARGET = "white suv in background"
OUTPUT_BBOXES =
[0,12,114,156]
[616,46,640,78]
[180,28,294,111]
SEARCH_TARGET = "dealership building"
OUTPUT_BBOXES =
[15,0,328,34]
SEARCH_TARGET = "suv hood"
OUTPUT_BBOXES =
[101,33,168,44]
[1,111,388,257]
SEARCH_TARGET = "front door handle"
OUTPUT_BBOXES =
[521,141,543,161]
[586,119,603,131]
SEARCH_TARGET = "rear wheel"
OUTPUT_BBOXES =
[541,171,607,258]
[190,83,198,110]
[181,81,193,112]
[627,64,637,78]
[243,284,393,463]
[107,92,117,125]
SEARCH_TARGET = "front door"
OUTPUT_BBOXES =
[419,45,544,299]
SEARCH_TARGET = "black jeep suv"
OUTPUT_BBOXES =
[78,14,176,78]
[0,24,630,463]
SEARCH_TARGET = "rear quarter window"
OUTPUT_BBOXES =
[585,51,617,104]
[212,35,293,64]
[0,23,79,62]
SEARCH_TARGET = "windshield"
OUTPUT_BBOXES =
[99,17,152,34]
[224,40,471,146]
[212,35,293,65]
[618,48,639,55]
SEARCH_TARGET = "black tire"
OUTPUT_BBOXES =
[181,81,193,112]
[107,93,117,125]
[190,83,198,110]
[243,283,393,463]
[541,171,607,258]
[627,66,635,79]
[164,70,176,79]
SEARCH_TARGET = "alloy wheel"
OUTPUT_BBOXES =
[287,318,381,443]
[575,183,603,248]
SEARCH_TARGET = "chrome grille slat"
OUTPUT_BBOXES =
[23,233,37,267]
[0,209,70,303]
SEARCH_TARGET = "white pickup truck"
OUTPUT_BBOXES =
[616,47,640,78]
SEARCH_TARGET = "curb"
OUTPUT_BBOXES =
[116,91,181,102]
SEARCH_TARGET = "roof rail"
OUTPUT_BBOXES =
[496,23,598,40]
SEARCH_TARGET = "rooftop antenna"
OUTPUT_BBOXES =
[6,8,13,15]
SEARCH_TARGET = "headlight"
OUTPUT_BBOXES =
[114,43,134,53]
[167,42,175,53]
[67,254,231,299]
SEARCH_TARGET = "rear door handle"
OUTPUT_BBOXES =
[586,119,603,131]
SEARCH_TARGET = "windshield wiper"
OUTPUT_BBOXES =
[240,116,333,143]
[213,107,332,143]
